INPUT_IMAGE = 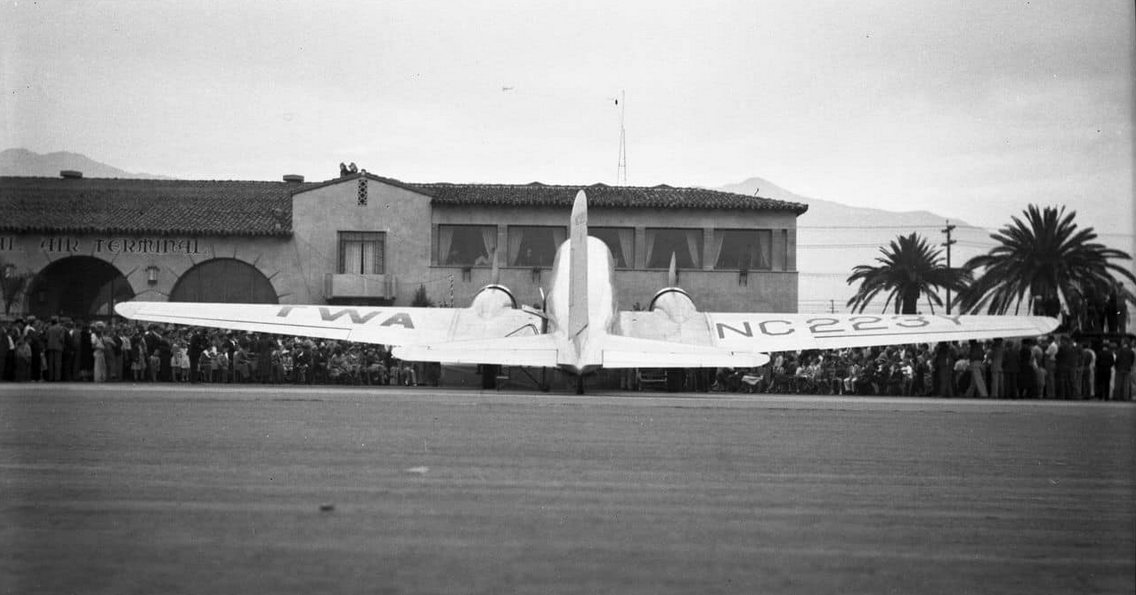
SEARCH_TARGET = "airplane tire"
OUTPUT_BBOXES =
[665,368,684,393]
[481,365,499,389]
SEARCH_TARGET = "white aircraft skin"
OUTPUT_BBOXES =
[115,190,1059,391]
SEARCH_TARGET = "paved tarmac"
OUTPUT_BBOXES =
[2,383,1133,594]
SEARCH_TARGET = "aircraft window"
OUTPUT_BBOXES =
[338,231,385,274]
[646,228,703,269]
[712,229,772,270]
[508,226,566,267]
[438,225,497,266]
[589,227,634,268]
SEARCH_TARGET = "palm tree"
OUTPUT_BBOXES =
[956,205,1135,318]
[846,233,969,314]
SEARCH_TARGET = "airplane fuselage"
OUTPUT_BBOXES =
[544,236,619,376]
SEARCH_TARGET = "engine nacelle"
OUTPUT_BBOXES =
[647,287,699,323]
[468,284,518,318]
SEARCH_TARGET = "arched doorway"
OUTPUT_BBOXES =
[27,256,135,321]
[170,258,278,303]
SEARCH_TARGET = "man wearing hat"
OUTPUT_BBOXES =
[46,316,66,382]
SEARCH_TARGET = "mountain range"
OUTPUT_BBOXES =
[2,149,991,313]
[0,148,173,180]
[715,177,991,313]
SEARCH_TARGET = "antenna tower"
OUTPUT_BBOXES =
[616,90,627,185]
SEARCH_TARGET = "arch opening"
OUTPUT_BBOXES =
[170,258,279,304]
[27,256,135,320]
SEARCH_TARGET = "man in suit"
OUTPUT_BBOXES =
[45,316,67,382]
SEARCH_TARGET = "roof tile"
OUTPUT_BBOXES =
[0,175,808,237]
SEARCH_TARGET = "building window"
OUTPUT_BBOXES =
[711,229,772,270]
[645,228,702,269]
[589,227,634,268]
[357,178,368,206]
[508,226,566,267]
[438,225,497,266]
[338,231,384,274]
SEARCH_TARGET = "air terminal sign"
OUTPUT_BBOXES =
[0,235,206,256]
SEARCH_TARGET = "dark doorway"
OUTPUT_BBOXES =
[169,258,278,303]
[28,256,135,321]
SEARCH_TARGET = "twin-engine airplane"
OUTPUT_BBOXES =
[115,190,1058,393]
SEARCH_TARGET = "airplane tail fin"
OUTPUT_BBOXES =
[568,190,589,341]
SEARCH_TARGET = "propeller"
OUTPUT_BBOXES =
[668,252,678,287]
[521,287,550,333]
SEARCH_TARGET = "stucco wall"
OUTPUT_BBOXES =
[291,177,434,305]
[0,180,801,316]
[430,204,800,312]
[0,232,298,313]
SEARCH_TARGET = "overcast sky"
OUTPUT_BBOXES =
[3,0,1133,247]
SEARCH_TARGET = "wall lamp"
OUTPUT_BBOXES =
[146,265,160,285]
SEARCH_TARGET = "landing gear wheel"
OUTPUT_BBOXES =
[575,376,585,395]
[480,364,500,389]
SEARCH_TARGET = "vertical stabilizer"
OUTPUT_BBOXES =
[568,190,589,341]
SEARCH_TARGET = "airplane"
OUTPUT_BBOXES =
[115,190,1059,393]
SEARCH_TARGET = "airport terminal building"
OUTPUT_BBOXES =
[0,171,808,321]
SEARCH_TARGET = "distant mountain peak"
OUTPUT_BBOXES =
[0,148,174,179]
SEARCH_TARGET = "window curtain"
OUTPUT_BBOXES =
[342,240,363,274]
[644,229,657,267]
[508,228,525,265]
[372,239,384,274]
[617,228,634,268]
[437,226,455,265]
[709,231,726,269]
[480,227,497,264]
[360,240,375,274]
[685,230,701,268]
[758,230,772,269]
[550,227,567,248]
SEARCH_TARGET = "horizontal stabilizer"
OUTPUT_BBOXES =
[601,334,769,369]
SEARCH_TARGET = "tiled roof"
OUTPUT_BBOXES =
[0,175,809,237]
[412,182,809,214]
[0,177,313,236]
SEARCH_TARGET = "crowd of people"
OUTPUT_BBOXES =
[707,335,1135,401]
[0,315,436,387]
[1,315,1133,400]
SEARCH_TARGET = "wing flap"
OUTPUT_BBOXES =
[393,334,561,367]
[601,334,768,369]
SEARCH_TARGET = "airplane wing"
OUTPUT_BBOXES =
[620,310,1059,354]
[114,301,543,350]
[599,334,769,369]
[394,334,561,367]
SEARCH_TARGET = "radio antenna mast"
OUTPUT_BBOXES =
[616,90,627,185]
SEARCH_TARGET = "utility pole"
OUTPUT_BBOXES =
[830,299,835,314]
[941,221,956,314]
